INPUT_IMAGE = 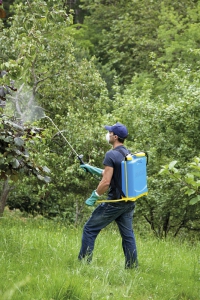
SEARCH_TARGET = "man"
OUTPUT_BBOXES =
[78,122,138,269]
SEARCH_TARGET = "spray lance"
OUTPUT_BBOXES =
[44,115,103,179]
[44,115,84,164]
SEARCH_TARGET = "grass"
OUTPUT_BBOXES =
[0,209,199,300]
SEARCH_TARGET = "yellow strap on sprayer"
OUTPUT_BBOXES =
[96,192,148,203]
[125,159,128,197]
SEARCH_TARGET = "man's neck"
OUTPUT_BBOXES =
[112,141,124,149]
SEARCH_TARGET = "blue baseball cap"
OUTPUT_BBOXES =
[104,122,128,139]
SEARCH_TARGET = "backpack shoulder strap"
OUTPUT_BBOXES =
[112,147,130,198]
[113,147,130,157]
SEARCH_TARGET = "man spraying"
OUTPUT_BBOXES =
[78,122,138,269]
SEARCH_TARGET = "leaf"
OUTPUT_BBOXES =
[185,189,195,196]
[189,195,200,205]
[11,158,20,168]
[190,171,200,178]
[14,149,24,155]
[36,174,51,183]
[159,167,168,175]
[43,176,51,183]
[185,174,194,184]
[180,186,188,191]
[14,137,24,147]
[4,136,13,143]
[169,160,178,170]
[42,166,51,173]
[37,174,44,181]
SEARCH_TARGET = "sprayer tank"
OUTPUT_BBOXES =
[121,153,148,198]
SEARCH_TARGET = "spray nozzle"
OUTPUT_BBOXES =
[77,154,84,165]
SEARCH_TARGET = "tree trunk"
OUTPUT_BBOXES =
[0,179,11,216]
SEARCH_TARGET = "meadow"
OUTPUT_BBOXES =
[0,209,199,300]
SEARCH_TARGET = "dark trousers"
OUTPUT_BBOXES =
[78,202,138,268]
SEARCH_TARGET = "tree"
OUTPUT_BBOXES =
[77,0,200,90]
[0,0,111,221]
[157,2,200,69]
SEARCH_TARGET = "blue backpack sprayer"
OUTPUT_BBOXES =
[121,152,148,201]
[96,151,148,203]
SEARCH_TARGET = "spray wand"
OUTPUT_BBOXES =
[44,115,85,165]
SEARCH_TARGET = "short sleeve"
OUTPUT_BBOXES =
[103,150,115,168]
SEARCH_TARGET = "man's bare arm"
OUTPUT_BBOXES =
[96,165,113,196]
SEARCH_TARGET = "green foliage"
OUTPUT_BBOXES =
[113,64,200,161]
[0,0,111,219]
[1,0,73,80]
[79,0,200,89]
[0,115,50,182]
[80,0,160,85]
[157,2,200,68]
[160,157,200,206]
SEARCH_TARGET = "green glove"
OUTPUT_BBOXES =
[80,164,103,177]
[85,190,99,206]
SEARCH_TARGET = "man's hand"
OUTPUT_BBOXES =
[85,190,99,206]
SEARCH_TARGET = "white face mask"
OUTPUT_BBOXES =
[106,132,110,143]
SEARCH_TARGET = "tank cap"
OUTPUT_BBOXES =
[125,154,133,161]
[134,152,145,157]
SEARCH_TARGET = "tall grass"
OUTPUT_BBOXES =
[0,209,199,300]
